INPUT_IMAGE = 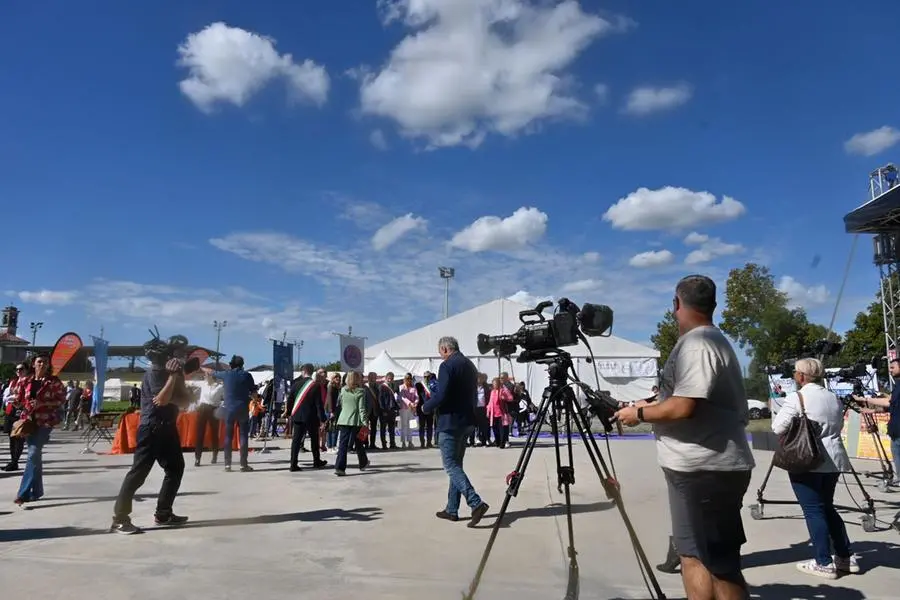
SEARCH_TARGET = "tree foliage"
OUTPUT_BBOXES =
[651,310,679,366]
[840,300,884,366]
[719,263,789,351]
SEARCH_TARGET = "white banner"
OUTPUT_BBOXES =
[340,335,365,373]
[587,358,658,378]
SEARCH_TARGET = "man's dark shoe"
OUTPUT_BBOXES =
[468,503,489,528]
[2,463,18,472]
[289,465,302,472]
[110,519,141,534]
[313,460,328,469]
[240,465,254,472]
[436,510,459,522]
[155,514,189,526]
[656,537,681,574]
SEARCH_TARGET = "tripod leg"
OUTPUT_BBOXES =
[463,390,556,600]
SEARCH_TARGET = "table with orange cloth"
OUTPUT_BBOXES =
[110,411,240,454]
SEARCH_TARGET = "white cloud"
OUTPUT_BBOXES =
[629,250,674,268]
[359,0,627,148]
[844,126,900,157]
[604,186,746,231]
[450,207,547,252]
[561,278,602,293]
[370,129,389,150]
[683,237,744,265]
[508,290,554,308]
[177,22,329,112]
[594,83,610,104]
[623,83,692,116]
[582,251,601,263]
[777,276,830,308]
[683,232,708,245]
[17,290,77,305]
[261,317,276,329]
[371,213,427,250]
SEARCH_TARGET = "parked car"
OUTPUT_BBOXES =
[747,399,771,420]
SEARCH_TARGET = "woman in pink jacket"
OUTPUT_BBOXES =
[486,377,514,448]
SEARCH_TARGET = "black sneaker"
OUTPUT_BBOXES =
[334,469,346,477]
[110,519,141,535]
[436,510,459,522]
[313,460,328,469]
[2,463,18,472]
[289,465,302,472]
[240,465,254,472]
[224,465,232,472]
[468,503,489,528]
[154,514,189,527]
[194,459,201,467]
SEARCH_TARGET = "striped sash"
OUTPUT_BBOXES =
[290,379,317,417]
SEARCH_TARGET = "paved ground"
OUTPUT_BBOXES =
[1,431,899,600]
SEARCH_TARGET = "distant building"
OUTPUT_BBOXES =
[0,306,29,365]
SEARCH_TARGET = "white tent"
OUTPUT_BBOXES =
[365,350,410,376]
[366,298,660,403]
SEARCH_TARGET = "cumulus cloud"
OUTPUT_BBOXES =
[358,0,628,147]
[623,83,692,116]
[561,278,602,293]
[844,126,900,157]
[450,207,548,252]
[604,186,746,231]
[16,290,77,305]
[582,251,601,263]
[177,22,329,112]
[777,276,830,308]
[683,235,744,265]
[508,290,554,308]
[629,250,674,268]
[371,213,427,250]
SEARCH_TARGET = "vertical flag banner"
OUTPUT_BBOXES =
[91,336,109,415]
[50,332,83,375]
[340,335,365,373]
[273,341,294,406]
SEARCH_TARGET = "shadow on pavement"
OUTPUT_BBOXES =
[749,583,866,599]
[472,501,614,529]
[744,539,900,571]
[175,506,384,529]
[18,491,218,511]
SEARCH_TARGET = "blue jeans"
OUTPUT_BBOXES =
[17,426,52,501]
[891,437,900,484]
[223,414,250,467]
[438,426,483,516]
[326,423,339,448]
[335,426,368,471]
[789,471,852,566]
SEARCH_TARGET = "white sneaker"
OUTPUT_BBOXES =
[833,554,860,574]
[796,559,837,579]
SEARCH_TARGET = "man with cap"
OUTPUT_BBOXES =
[206,355,259,472]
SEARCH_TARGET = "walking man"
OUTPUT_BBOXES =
[616,275,755,599]
[422,336,489,526]
[206,355,258,472]
[287,363,327,471]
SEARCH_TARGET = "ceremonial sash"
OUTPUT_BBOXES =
[290,379,317,417]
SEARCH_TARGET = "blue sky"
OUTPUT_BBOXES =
[2,1,899,367]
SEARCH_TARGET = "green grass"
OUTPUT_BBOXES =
[100,400,131,413]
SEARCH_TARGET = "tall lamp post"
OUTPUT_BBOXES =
[213,320,227,369]
[29,321,43,346]
[439,266,455,319]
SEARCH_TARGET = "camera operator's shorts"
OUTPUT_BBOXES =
[663,468,751,582]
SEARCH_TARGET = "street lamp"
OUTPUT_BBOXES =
[213,320,227,368]
[29,321,43,346]
[296,340,304,366]
[439,267,455,319]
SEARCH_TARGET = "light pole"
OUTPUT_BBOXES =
[296,340,304,366]
[213,320,227,368]
[439,267,455,319]
[29,321,43,346]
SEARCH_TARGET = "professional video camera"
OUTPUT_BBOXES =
[143,326,203,375]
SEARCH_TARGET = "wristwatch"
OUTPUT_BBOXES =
[637,407,645,422]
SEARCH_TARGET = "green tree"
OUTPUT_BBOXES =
[317,361,341,372]
[840,299,884,366]
[650,309,679,366]
[719,263,788,351]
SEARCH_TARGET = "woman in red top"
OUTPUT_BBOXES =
[486,377,514,449]
[15,353,66,506]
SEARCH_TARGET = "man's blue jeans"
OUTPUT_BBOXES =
[17,426,52,501]
[438,426,483,516]
[892,437,900,484]
[789,471,852,566]
[224,413,250,467]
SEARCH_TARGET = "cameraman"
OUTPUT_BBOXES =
[852,357,900,487]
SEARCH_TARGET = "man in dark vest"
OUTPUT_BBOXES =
[287,363,327,472]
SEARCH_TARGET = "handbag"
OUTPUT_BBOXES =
[357,426,369,442]
[11,417,37,439]
[773,391,824,472]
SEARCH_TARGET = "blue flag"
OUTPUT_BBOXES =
[273,341,294,407]
[91,336,109,415]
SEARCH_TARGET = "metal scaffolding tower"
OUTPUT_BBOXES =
[870,165,900,381]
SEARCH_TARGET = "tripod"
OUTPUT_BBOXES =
[844,399,894,492]
[464,351,666,600]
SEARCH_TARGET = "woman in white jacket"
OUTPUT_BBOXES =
[771,358,858,579]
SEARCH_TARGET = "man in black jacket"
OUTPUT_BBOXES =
[287,363,327,472]
[422,336,489,526]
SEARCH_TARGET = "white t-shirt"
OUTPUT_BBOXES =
[654,325,756,472]
[198,382,224,407]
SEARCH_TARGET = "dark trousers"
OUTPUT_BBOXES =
[5,435,24,467]
[418,413,434,447]
[291,420,321,467]
[790,471,852,566]
[193,404,219,462]
[223,414,250,468]
[492,422,510,447]
[469,407,489,445]
[113,422,184,522]
[270,405,283,437]
[335,426,368,471]
[379,413,397,448]
[368,414,379,448]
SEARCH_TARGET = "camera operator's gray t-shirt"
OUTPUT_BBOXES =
[654,326,755,472]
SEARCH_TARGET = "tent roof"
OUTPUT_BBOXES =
[844,181,900,233]
[367,298,658,360]
[365,350,411,375]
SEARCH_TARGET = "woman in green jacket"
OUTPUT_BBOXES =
[335,371,370,475]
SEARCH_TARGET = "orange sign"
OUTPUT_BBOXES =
[50,332,83,374]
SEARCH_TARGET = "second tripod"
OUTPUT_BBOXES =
[463,351,666,600]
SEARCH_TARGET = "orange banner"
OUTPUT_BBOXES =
[50,332,83,374]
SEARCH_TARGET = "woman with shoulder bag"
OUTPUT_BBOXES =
[3,363,30,471]
[14,353,67,506]
[771,358,858,579]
